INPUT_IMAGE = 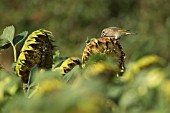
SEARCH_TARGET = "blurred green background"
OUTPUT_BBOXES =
[0,0,169,71]
[0,1,170,113]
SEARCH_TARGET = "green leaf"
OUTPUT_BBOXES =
[12,62,17,71]
[63,65,81,82]
[85,37,96,44]
[0,26,15,51]
[0,41,11,50]
[13,31,28,46]
[30,70,61,87]
[52,50,69,69]
[0,25,15,43]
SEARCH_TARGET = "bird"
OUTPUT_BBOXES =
[101,27,135,39]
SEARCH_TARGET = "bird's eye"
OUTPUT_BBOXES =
[101,31,106,37]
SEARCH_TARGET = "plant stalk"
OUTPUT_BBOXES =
[9,40,17,62]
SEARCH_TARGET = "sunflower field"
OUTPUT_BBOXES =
[0,0,170,113]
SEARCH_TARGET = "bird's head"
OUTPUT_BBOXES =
[101,27,135,39]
